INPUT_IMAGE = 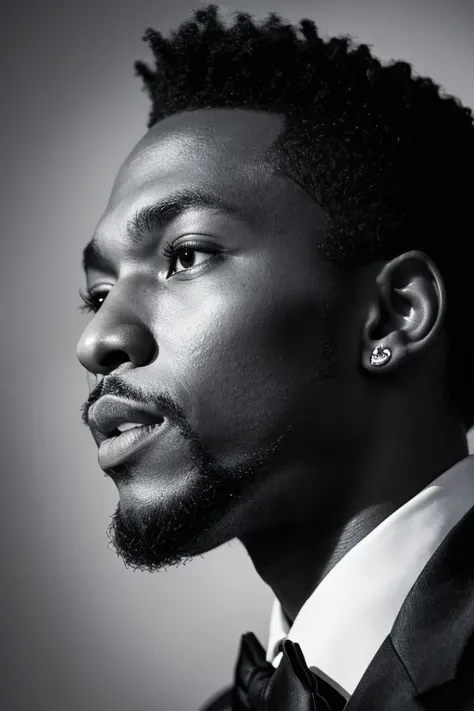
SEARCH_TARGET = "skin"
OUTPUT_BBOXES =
[76,108,468,625]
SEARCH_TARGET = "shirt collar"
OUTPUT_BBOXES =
[265,454,474,697]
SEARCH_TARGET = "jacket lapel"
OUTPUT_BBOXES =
[345,504,474,710]
[390,502,474,695]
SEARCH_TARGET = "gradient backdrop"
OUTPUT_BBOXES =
[2,1,473,709]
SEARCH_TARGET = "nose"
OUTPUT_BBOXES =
[76,320,157,375]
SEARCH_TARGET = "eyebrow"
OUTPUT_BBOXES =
[81,186,246,273]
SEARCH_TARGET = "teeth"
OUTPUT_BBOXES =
[116,422,145,433]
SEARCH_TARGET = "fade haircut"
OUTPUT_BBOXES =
[135,4,474,428]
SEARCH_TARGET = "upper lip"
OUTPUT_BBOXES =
[88,395,165,444]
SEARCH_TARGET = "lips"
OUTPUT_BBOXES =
[88,395,165,445]
[97,421,164,470]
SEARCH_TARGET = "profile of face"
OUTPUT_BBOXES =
[76,108,369,572]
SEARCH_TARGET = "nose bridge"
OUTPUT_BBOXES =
[76,277,158,375]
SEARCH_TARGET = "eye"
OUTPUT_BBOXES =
[78,288,109,314]
[162,241,219,278]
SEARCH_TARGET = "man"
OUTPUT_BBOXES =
[76,4,474,710]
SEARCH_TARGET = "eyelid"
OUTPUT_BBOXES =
[161,235,221,254]
[88,284,113,300]
[161,238,222,278]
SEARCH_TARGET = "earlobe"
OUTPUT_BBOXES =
[361,250,446,375]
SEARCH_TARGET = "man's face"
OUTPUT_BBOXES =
[76,108,362,571]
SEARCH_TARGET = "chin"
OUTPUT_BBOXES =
[101,424,293,572]
[103,465,249,572]
[106,492,243,572]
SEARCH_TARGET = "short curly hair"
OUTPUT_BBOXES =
[135,4,474,429]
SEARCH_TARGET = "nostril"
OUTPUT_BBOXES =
[100,350,129,370]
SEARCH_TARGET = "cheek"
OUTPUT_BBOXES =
[161,285,327,460]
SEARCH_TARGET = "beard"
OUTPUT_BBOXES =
[105,394,292,573]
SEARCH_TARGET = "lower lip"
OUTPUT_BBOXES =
[98,423,163,469]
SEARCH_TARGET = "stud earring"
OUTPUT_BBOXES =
[370,344,392,367]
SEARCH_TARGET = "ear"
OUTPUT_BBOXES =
[361,250,446,374]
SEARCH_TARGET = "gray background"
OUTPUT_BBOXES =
[2,1,473,709]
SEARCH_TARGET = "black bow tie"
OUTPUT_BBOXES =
[232,632,347,711]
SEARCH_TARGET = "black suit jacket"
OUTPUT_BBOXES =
[198,502,474,710]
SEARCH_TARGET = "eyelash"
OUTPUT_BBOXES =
[78,288,107,314]
[160,240,219,276]
[78,241,220,314]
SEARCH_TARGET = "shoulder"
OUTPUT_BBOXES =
[197,685,233,711]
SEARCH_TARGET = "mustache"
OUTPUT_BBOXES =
[80,375,188,433]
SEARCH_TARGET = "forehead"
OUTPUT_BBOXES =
[110,109,286,211]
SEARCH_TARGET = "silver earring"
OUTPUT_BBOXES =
[370,344,392,367]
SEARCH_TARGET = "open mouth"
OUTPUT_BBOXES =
[107,420,164,440]
[98,419,165,470]
[88,395,168,468]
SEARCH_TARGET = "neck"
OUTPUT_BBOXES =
[239,402,468,627]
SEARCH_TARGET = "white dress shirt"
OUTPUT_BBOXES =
[266,454,474,701]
